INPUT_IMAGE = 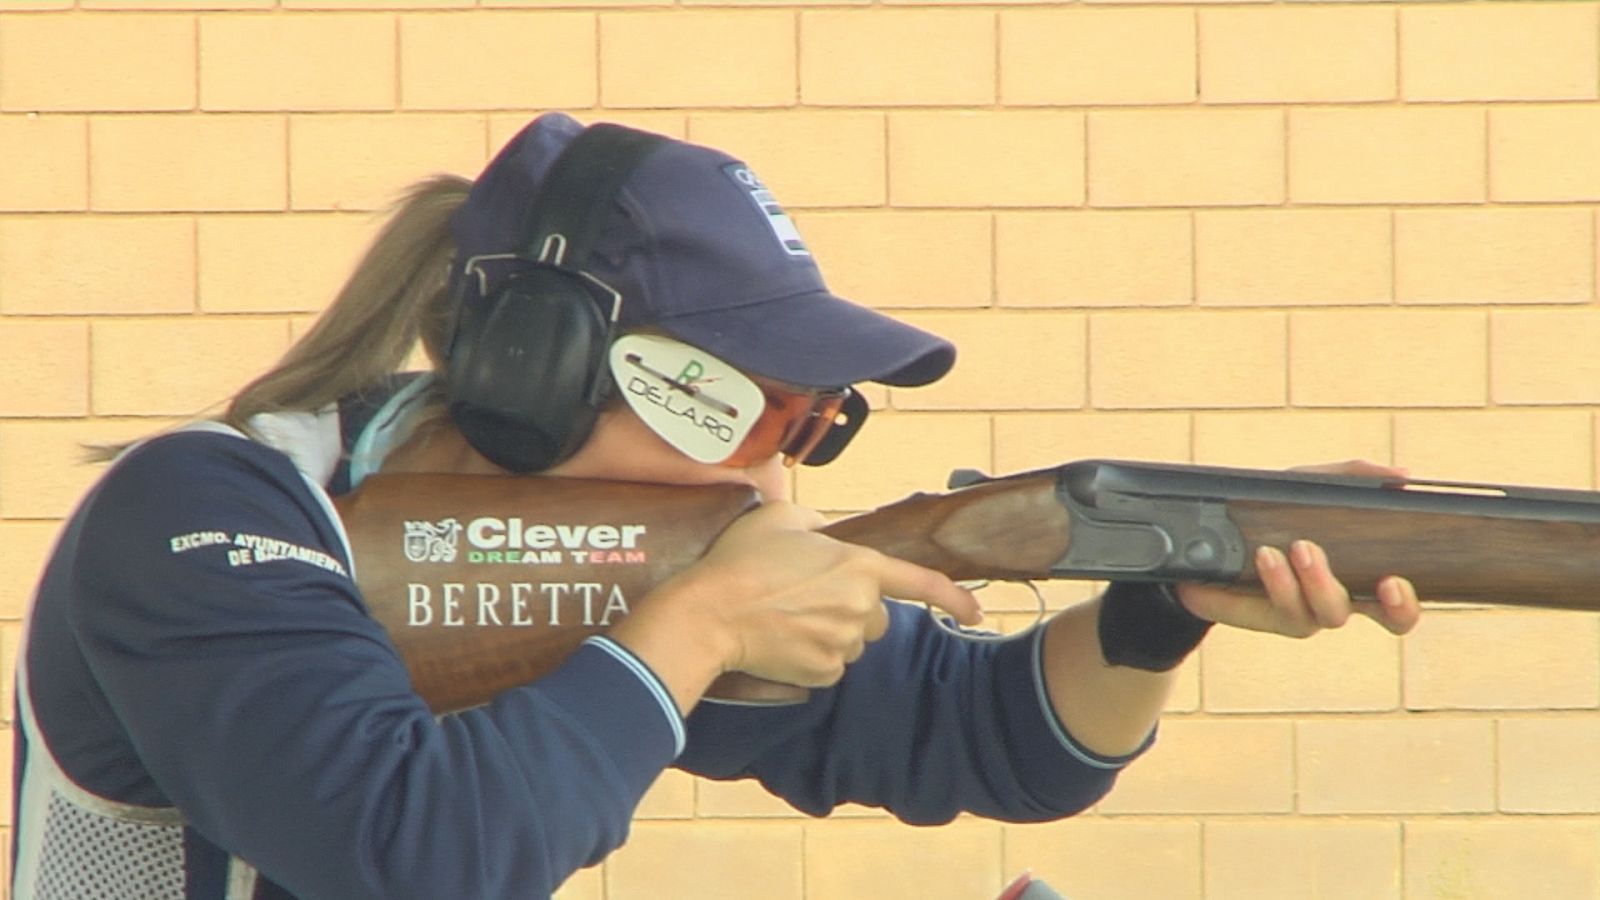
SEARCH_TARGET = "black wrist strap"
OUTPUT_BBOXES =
[1097,581,1214,672]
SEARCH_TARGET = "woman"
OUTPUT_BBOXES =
[11,113,1419,900]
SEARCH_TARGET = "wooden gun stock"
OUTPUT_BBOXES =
[333,475,780,713]
[336,461,1600,714]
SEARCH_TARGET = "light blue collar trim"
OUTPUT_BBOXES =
[349,374,437,489]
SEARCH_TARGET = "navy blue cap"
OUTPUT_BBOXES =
[450,112,955,389]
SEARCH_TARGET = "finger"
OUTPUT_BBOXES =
[862,592,892,642]
[1354,576,1422,636]
[1292,458,1409,480]
[843,635,868,664]
[1289,541,1352,629]
[1253,545,1294,598]
[872,553,982,626]
[1255,545,1318,637]
[802,661,847,689]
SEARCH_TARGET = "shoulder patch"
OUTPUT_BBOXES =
[168,529,349,577]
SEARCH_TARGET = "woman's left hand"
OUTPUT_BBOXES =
[1173,459,1423,638]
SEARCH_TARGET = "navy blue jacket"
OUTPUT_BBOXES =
[13,408,1138,899]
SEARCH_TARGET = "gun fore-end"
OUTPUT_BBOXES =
[1043,460,1600,610]
[842,460,1600,612]
[823,461,1256,586]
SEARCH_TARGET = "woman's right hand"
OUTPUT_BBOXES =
[608,501,981,711]
[697,501,982,686]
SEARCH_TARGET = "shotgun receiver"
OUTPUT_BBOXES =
[333,460,1600,713]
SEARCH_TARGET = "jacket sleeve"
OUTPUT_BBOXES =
[63,432,682,900]
[675,600,1149,825]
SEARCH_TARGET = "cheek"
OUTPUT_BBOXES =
[554,405,784,495]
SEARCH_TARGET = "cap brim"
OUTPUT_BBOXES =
[653,291,956,388]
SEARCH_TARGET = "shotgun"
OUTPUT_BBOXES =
[332,460,1600,713]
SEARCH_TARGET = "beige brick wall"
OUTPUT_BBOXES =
[3,2,1599,898]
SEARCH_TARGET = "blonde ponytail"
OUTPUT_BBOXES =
[224,174,471,432]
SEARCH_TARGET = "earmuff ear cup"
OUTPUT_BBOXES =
[444,123,667,472]
[446,265,613,473]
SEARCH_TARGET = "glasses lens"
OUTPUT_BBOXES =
[721,387,850,468]
[778,390,848,466]
[796,390,868,467]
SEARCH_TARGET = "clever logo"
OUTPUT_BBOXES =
[404,518,463,563]
[722,164,810,258]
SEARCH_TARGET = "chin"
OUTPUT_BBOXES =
[580,459,753,491]
[651,461,786,503]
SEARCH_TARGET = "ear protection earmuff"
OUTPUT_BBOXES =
[445,124,666,473]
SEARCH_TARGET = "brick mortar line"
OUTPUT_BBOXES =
[1391,2,1403,102]
[591,8,605,110]
[808,403,1600,412]
[1165,708,1600,719]
[189,13,201,114]
[1594,209,1600,305]
[42,203,1600,215]
[1191,6,1203,107]
[22,99,1600,116]
[1185,211,1198,309]
[1079,109,1092,217]
[1199,710,1600,721]
[789,8,800,107]
[892,305,1584,315]
[990,8,1002,112]
[1279,106,1290,216]
[1481,104,1495,206]
[6,307,1593,318]
[21,204,1600,215]
[1088,813,1600,824]
[81,319,95,422]
[390,12,402,112]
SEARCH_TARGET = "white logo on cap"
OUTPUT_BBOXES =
[724,164,810,258]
